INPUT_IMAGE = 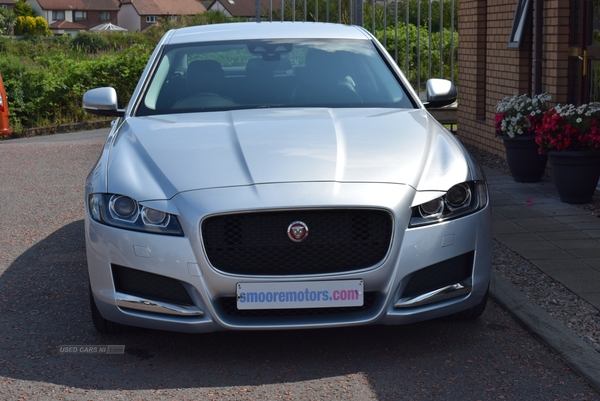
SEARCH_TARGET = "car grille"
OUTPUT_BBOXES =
[111,264,194,305]
[218,292,378,317]
[202,209,393,275]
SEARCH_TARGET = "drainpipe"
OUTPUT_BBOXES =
[533,0,543,94]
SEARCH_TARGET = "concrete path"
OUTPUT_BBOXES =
[485,166,600,391]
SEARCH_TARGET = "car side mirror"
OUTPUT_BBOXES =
[83,87,125,117]
[424,79,457,109]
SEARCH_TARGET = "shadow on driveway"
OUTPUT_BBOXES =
[0,220,595,400]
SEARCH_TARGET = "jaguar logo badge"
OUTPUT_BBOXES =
[287,221,309,242]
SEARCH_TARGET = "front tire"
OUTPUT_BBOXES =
[445,288,488,321]
[89,284,133,334]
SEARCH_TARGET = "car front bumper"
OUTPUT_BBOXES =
[86,182,493,333]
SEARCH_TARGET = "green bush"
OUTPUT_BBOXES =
[71,32,111,53]
[0,17,458,134]
[14,16,52,36]
[13,0,35,18]
[0,36,152,132]
[374,23,458,91]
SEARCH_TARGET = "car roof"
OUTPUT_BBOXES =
[164,22,372,45]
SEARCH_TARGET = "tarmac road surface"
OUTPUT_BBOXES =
[0,129,598,400]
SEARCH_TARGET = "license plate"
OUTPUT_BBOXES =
[236,280,363,310]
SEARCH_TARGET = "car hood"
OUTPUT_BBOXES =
[106,108,469,200]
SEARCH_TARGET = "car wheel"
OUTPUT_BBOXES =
[444,287,489,322]
[89,284,134,334]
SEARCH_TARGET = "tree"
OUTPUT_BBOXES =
[13,0,36,18]
[0,8,17,35]
[15,16,52,36]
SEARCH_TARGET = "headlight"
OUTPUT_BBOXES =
[89,194,184,236]
[409,181,488,228]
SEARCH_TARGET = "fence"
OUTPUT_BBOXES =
[257,0,458,94]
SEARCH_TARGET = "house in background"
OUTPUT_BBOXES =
[457,0,592,159]
[118,0,206,32]
[26,0,120,36]
[205,0,278,20]
[0,0,16,12]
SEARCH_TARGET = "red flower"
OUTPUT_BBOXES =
[494,112,504,132]
[536,104,600,153]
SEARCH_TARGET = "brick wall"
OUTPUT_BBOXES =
[542,0,571,104]
[457,0,571,157]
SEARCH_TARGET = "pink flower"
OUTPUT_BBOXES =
[536,104,600,153]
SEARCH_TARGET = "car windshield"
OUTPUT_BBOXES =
[136,38,416,116]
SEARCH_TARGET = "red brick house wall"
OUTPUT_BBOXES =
[457,0,572,157]
[84,11,119,29]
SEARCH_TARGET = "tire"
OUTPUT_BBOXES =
[444,288,488,322]
[89,284,134,334]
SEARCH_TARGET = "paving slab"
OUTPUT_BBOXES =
[544,269,600,294]
[567,221,600,231]
[494,232,545,244]
[492,219,530,234]
[555,214,600,223]
[533,203,591,216]
[550,239,600,250]
[579,293,600,310]
[582,229,600,238]
[537,230,593,241]
[491,197,527,206]
[581,258,600,270]
[516,217,577,232]
[564,247,600,258]
[530,258,590,273]
[494,204,549,219]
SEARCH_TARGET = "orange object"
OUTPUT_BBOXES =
[0,72,13,137]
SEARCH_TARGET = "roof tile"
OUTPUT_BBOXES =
[49,19,87,29]
[128,0,206,16]
[212,0,278,17]
[36,0,119,11]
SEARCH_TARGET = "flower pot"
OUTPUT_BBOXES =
[548,151,600,204]
[501,135,548,183]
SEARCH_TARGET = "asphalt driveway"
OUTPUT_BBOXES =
[0,130,598,400]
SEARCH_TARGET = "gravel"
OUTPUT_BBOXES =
[465,144,600,353]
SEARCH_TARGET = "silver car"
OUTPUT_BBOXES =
[83,22,492,334]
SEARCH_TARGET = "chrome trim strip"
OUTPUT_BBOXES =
[394,278,472,308]
[115,292,204,316]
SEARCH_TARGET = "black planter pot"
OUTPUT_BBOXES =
[548,150,600,204]
[501,135,548,183]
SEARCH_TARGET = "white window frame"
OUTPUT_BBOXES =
[146,16,158,23]
[53,10,65,21]
[508,0,531,49]
[99,11,110,21]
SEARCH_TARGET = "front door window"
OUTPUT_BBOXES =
[589,0,600,102]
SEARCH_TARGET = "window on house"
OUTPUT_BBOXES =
[0,5,7,10]
[99,12,110,21]
[53,10,65,20]
[146,16,158,23]
[508,0,531,48]
[74,11,87,20]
